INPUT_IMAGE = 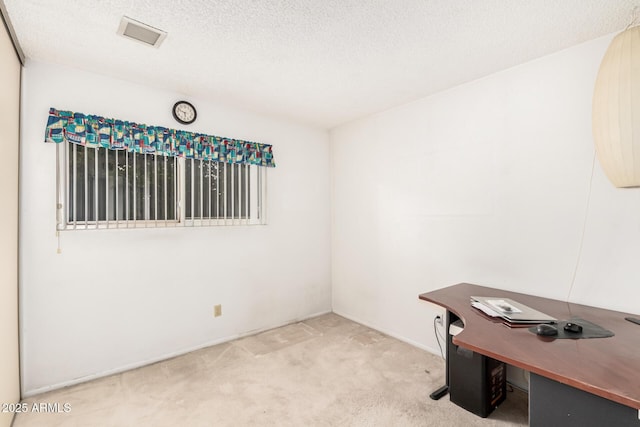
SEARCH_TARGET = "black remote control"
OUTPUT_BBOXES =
[625,317,640,325]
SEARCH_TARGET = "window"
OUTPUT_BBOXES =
[63,143,177,224]
[184,158,264,226]
[56,142,266,230]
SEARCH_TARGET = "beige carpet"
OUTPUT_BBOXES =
[13,314,528,426]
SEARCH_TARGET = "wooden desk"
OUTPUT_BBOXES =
[420,283,640,426]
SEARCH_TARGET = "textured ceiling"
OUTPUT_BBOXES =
[3,0,638,128]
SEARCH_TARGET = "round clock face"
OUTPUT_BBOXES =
[172,101,197,125]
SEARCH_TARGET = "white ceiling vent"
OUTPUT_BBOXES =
[117,16,167,48]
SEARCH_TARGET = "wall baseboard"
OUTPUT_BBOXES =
[332,309,444,359]
[22,310,332,397]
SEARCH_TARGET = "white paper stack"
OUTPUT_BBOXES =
[470,296,556,325]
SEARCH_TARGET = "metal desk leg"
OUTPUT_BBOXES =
[429,310,450,401]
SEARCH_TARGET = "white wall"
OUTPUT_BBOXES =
[0,11,21,427]
[20,60,332,395]
[330,32,640,359]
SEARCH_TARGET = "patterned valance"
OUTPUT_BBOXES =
[44,108,276,167]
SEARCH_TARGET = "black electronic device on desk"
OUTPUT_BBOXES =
[447,319,506,418]
[536,323,558,336]
[564,322,583,333]
[529,318,614,340]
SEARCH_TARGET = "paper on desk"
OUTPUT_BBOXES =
[471,301,501,317]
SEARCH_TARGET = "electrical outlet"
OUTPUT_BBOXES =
[436,315,443,326]
[214,304,222,317]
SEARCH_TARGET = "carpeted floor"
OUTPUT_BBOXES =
[13,313,528,426]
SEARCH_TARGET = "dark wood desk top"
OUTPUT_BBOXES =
[419,283,640,410]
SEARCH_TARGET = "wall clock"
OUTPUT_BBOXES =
[172,101,197,125]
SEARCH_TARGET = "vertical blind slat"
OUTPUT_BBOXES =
[115,150,119,227]
[125,152,129,225]
[175,157,179,224]
[257,165,262,223]
[133,152,137,223]
[84,146,89,229]
[144,153,148,227]
[190,158,195,226]
[164,155,168,227]
[65,144,78,229]
[223,163,228,225]
[94,147,98,228]
[200,159,204,223]
[208,160,212,226]
[216,161,220,221]
[154,154,158,226]
[104,148,109,229]
[244,165,249,225]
